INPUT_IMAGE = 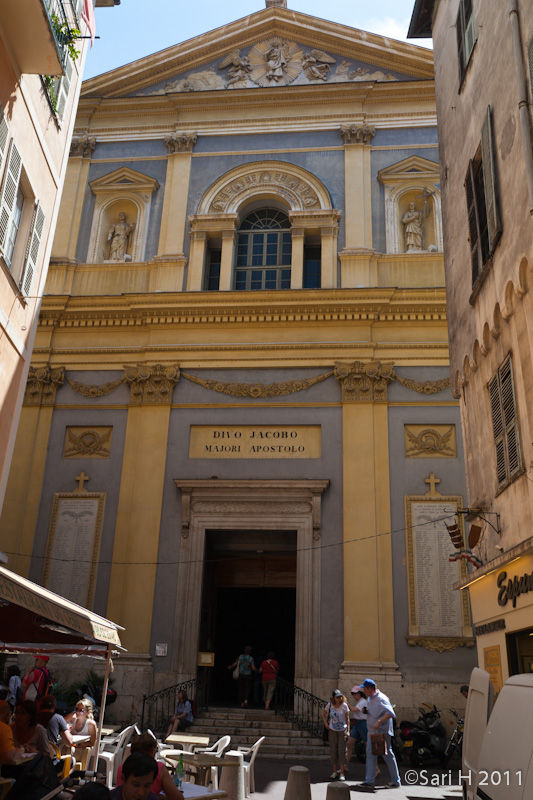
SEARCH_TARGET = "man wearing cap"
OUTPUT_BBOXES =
[358,678,401,789]
[22,656,51,707]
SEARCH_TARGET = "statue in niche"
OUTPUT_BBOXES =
[219,49,253,88]
[301,50,336,81]
[402,202,424,252]
[108,212,135,261]
[265,39,291,83]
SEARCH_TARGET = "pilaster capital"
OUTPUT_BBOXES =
[123,363,180,404]
[164,132,198,154]
[334,360,395,401]
[24,366,65,405]
[70,135,96,158]
[340,124,376,145]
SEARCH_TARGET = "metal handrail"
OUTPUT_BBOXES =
[274,677,327,737]
[141,678,205,733]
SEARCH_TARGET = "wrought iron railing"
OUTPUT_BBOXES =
[274,677,327,738]
[141,678,207,734]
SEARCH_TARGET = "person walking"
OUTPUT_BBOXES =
[357,678,401,789]
[347,687,368,763]
[227,645,257,708]
[322,689,349,781]
[258,651,279,710]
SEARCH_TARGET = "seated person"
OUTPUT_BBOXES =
[117,733,183,800]
[166,690,193,737]
[0,700,22,770]
[10,700,49,754]
[112,753,160,800]
[67,698,97,763]
[73,784,111,799]
[37,694,74,750]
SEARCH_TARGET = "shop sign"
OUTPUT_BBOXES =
[474,619,506,636]
[497,569,533,608]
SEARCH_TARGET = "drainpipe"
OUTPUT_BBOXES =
[508,0,533,216]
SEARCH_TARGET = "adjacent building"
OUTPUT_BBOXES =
[0,0,118,512]
[410,0,533,690]
[2,0,476,719]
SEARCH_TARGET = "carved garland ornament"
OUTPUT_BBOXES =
[396,375,450,394]
[67,377,125,398]
[180,371,334,398]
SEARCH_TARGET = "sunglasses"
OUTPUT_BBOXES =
[75,707,86,712]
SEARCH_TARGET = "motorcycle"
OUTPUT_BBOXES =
[399,703,447,767]
[443,709,464,766]
[77,679,117,722]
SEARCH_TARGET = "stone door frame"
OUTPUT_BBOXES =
[172,479,329,693]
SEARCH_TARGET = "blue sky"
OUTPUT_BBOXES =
[84,0,431,80]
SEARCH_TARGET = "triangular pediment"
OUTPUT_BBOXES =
[378,155,440,185]
[82,6,434,99]
[89,167,160,195]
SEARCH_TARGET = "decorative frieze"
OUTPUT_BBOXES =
[24,366,65,406]
[396,375,450,394]
[181,370,334,398]
[164,132,198,154]
[67,376,124,398]
[334,361,395,401]
[123,364,180,404]
[70,135,96,158]
[340,124,375,145]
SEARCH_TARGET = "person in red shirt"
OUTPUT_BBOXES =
[22,656,51,708]
[258,651,279,710]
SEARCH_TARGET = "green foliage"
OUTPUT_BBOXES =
[42,75,58,113]
[50,13,81,62]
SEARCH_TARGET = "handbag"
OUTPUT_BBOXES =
[232,657,240,680]
[370,732,387,756]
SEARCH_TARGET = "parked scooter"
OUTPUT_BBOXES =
[443,709,463,766]
[399,703,447,767]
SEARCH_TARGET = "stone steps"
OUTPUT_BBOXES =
[192,706,328,760]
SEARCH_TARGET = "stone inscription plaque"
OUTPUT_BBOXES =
[405,498,468,639]
[43,493,105,608]
[189,425,321,459]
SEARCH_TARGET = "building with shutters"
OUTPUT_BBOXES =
[0,0,117,511]
[410,0,533,690]
[2,1,477,720]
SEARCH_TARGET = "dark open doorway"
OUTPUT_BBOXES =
[199,530,297,706]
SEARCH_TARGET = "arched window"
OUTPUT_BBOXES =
[234,209,292,290]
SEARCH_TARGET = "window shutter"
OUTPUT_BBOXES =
[56,57,74,119]
[500,357,521,478]
[489,373,507,488]
[463,0,477,63]
[456,1,466,80]
[465,160,481,283]
[481,106,502,254]
[20,202,45,297]
[0,140,22,255]
[528,38,533,101]
[0,112,9,180]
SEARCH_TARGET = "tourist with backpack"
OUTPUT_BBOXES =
[22,656,53,708]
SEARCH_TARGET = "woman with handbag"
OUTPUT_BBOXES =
[227,645,257,708]
[258,651,279,710]
[321,689,349,781]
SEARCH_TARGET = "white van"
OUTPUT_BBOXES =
[462,667,533,799]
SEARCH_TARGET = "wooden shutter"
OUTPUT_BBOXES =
[481,106,502,255]
[0,112,9,180]
[0,140,22,256]
[489,372,506,488]
[528,38,533,101]
[456,1,466,80]
[500,357,521,479]
[465,160,481,283]
[20,202,45,297]
[463,0,477,63]
[56,56,74,119]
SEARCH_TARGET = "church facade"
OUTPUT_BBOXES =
[1,2,476,719]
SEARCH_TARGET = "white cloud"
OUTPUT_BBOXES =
[357,15,433,49]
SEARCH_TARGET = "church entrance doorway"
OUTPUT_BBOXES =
[200,530,296,705]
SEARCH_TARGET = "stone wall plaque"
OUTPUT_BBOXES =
[404,425,457,458]
[405,494,472,644]
[189,425,321,459]
[43,492,105,608]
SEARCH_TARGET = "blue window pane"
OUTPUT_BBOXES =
[280,270,291,289]
[235,271,247,290]
[264,270,277,289]
[250,271,263,290]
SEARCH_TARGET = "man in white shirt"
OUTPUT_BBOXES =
[357,678,401,789]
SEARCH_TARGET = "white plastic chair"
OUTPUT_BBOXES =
[185,735,231,788]
[97,724,140,788]
[237,736,265,795]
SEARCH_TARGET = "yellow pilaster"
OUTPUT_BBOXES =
[342,402,395,663]
[106,403,171,653]
[53,156,92,260]
[344,144,373,249]
[219,228,237,291]
[0,406,54,577]
[186,231,207,291]
[157,152,193,257]
[290,228,305,289]
[320,227,338,288]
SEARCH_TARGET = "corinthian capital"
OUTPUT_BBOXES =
[123,364,180,404]
[340,124,376,145]
[334,361,395,401]
[164,133,198,154]
[70,135,96,158]
[24,366,65,405]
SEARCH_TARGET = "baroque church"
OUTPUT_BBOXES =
[1,0,477,717]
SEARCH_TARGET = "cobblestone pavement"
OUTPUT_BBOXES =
[253,759,464,800]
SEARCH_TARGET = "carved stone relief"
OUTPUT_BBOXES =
[181,370,334,398]
[334,361,395,401]
[63,427,113,458]
[340,124,376,145]
[404,425,457,458]
[208,169,320,213]
[164,132,198,154]
[107,212,135,262]
[24,367,65,406]
[70,135,96,158]
[123,364,180,404]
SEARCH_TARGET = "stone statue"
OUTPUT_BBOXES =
[402,202,424,252]
[108,212,135,261]
[219,49,252,88]
[301,50,336,81]
[265,40,291,83]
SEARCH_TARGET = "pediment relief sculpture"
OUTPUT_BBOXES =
[140,38,402,95]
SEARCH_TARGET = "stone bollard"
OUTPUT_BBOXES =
[325,781,351,800]
[284,765,312,800]
[219,750,245,800]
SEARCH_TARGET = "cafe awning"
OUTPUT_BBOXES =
[0,565,123,658]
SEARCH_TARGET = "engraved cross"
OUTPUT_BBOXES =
[424,472,440,495]
[75,471,90,493]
